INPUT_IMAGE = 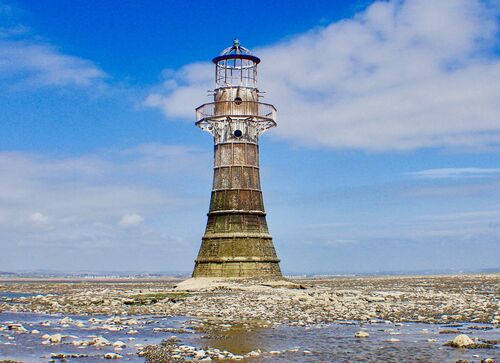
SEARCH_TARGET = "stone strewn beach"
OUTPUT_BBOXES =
[0,274,498,326]
[1,274,499,363]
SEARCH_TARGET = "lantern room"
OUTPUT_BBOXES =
[212,38,260,88]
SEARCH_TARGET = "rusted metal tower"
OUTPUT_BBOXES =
[192,39,282,278]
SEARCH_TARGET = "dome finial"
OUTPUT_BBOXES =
[216,39,258,62]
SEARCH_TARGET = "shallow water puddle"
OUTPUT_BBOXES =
[0,312,195,362]
[0,311,498,362]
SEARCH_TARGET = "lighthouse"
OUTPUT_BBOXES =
[192,39,282,278]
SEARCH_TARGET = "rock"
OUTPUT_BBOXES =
[49,333,63,343]
[113,340,126,348]
[51,353,66,359]
[91,336,111,346]
[60,317,73,325]
[355,331,370,338]
[194,349,206,358]
[16,326,29,334]
[445,334,475,348]
[51,353,89,359]
[7,323,28,333]
[386,338,400,342]
[31,329,40,334]
[440,329,461,334]
[104,353,123,359]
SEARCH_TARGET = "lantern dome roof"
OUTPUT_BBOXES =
[212,39,260,64]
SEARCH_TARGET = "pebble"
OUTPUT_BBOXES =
[386,338,400,342]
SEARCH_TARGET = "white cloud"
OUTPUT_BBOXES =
[146,0,500,151]
[0,145,209,255]
[119,213,144,228]
[408,167,500,179]
[144,62,212,120]
[0,40,107,88]
[0,7,107,89]
[30,212,49,226]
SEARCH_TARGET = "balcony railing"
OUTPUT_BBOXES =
[196,101,277,123]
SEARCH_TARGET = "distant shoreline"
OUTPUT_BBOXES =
[0,271,498,283]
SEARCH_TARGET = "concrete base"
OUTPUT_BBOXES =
[175,277,304,291]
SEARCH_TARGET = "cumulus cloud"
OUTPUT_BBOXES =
[0,8,107,88]
[0,41,107,87]
[146,0,500,151]
[119,213,144,228]
[0,145,210,271]
[145,62,212,119]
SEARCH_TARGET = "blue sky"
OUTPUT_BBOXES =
[0,0,499,274]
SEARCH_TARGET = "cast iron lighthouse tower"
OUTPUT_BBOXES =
[192,39,282,277]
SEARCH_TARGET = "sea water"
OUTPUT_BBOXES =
[0,311,498,362]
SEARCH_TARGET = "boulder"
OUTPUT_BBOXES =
[49,333,63,343]
[113,340,126,348]
[355,331,370,338]
[445,334,475,348]
[91,336,111,346]
[104,353,123,359]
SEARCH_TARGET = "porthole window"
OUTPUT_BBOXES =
[233,129,243,138]
[234,97,242,105]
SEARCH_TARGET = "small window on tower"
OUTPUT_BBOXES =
[234,97,242,105]
[233,129,243,138]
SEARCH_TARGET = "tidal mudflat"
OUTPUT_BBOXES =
[0,274,498,362]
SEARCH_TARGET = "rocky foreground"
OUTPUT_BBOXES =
[1,274,499,362]
[1,274,498,325]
